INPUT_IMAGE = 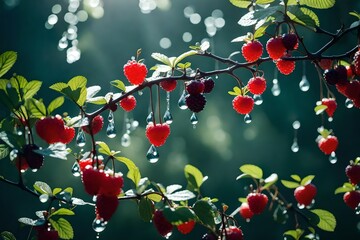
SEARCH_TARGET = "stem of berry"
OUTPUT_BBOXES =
[157,84,162,124]
[148,86,156,125]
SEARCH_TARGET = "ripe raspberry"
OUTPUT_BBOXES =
[35,115,66,144]
[177,220,195,234]
[119,95,137,112]
[23,144,44,170]
[321,98,337,118]
[323,69,339,85]
[62,126,75,144]
[98,171,124,197]
[344,80,360,99]
[160,80,177,92]
[343,191,360,209]
[353,50,360,76]
[345,164,360,185]
[318,59,333,70]
[282,33,298,50]
[186,80,205,95]
[266,37,286,60]
[36,226,59,240]
[123,60,148,85]
[96,194,119,221]
[82,115,104,135]
[202,77,215,93]
[346,65,355,78]
[224,226,244,240]
[185,94,207,113]
[318,135,338,155]
[153,210,173,238]
[294,183,317,206]
[239,202,254,220]
[246,192,268,214]
[241,40,263,62]
[247,76,266,95]
[81,166,105,196]
[145,123,171,147]
[232,95,254,115]
[276,55,295,75]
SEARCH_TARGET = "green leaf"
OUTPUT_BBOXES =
[184,164,205,191]
[0,51,17,78]
[138,197,154,222]
[301,175,315,186]
[283,229,304,240]
[229,0,252,8]
[50,208,75,217]
[0,144,9,160]
[0,231,16,240]
[281,180,300,189]
[49,82,68,92]
[96,141,112,156]
[174,50,197,67]
[47,96,64,115]
[350,11,360,20]
[239,164,263,179]
[110,80,126,92]
[166,190,196,201]
[287,6,319,28]
[334,183,354,194]
[49,218,74,240]
[254,22,271,39]
[309,209,336,232]
[147,193,163,202]
[25,99,47,118]
[236,173,252,180]
[290,174,301,182]
[300,0,335,9]
[23,80,42,100]
[262,173,278,189]
[34,181,52,195]
[87,96,107,105]
[115,156,141,186]
[68,76,87,91]
[53,188,62,196]
[163,207,196,225]
[256,0,275,4]
[193,200,216,231]
[151,53,172,66]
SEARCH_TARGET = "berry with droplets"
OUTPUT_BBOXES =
[232,95,254,115]
[266,37,286,60]
[241,40,263,62]
[185,94,207,113]
[247,76,266,95]
[247,192,268,214]
[123,60,148,85]
[294,183,317,206]
[119,95,137,112]
[145,123,171,147]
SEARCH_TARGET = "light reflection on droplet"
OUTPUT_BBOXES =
[329,152,337,164]
[244,114,252,124]
[291,141,299,152]
[39,194,49,203]
[272,79,281,96]
[92,217,107,233]
[299,75,310,92]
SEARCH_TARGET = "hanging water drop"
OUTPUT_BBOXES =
[292,121,301,130]
[39,194,49,203]
[244,114,252,124]
[108,111,114,122]
[106,121,116,138]
[345,98,354,108]
[121,133,131,147]
[71,162,81,177]
[299,75,310,92]
[329,152,337,164]
[76,129,86,147]
[328,117,333,122]
[146,145,159,163]
[92,218,107,233]
[253,94,263,105]
[163,110,173,124]
[355,204,360,215]
[291,140,299,152]
[190,113,198,126]
[297,203,305,209]
[271,79,281,96]
[138,90,143,96]
[146,112,153,124]
[178,91,188,110]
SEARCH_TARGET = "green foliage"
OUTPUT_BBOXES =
[0,144,9,160]
[0,51,17,78]
[283,229,304,240]
[334,182,354,194]
[229,0,252,9]
[49,218,74,240]
[281,180,300,189]
[47,96,64,115]
[115,156,141,187]
[138,197,154,222]
[49,76,87,107]
[33,181,52,196]
[163,206,196,225]
[0,231,16,240]
[49,208,75,218]
[239,164,263,179]
[309,209,336,232]
[110,80,126,92]
[193,200,216,231]
[184,164,206,192]
[314,105,327,115]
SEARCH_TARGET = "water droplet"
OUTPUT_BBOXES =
[246,218,251,223]
[76,129,86,147]
[299,75,310,92]
[163,110,173,124]
[39,194,49,203]
[92,217,107,233]
[328,117,333,122]
[106,121,116,138]
[190,113,198,126]
[244,114,252,124]
[164,231,173,239]
[108,111,114,122]
[9,149,18,161]
[306,199,315,209]
[71,162,81,177]
[253,94,263,105]
[131,120,139,130]
[121,133,131,147]
[58,37,68,49]
[292,121,301,129]
[355,204,360,214]
[329,152,337,164]
[146,145,159,163]
[272,79,281,96]
[32,169,38,173]
[297,203,305,209]
[178,91,188,110]
[345,98,354,108]
[146,112,153,124]
[291,141,299,152]
[138,90,143,96]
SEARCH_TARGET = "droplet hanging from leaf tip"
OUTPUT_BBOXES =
[190,112,198,126]
[299,75,310,92]
[178,91,188,110]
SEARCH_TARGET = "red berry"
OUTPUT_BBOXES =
[321,98,337,118]
[343,191,360,209]
[266,37,286,60]
[160,80,177,92]
[96,194,119,221]
[81,166,105,196]
[123,60,148,85]
[35,115,66,144]
[36,226,59,240]
[232,95,254,115]
[345,164,360,185]
[318,59,333,70]
[62,126,75,144]
[344,80,360,99]
[241,40,263,62]
[202,77,215,93]
[247,76,266,95]
[14,154,29,172]
[294,183,317,206]
[177,220,195,234]
[82,115,104,135]
[186,80,205,95]
[353,50,360,76]
[224,226,244,240]
[276,55,295,75]
[246,192,268,214]
[119,95,137,112]
[282,33,298,50]
[346,65,355,78]
[153,210,173,238]
[98,171,124,197]
[145,123,171,147]
[239,202,254,220]
[318,135,338,155]
[185,94,207,113]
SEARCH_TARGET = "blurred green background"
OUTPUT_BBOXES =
[1,0,360,239]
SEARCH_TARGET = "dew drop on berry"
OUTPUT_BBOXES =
[39,194,49,203]
[146,145,159,163]
[146,112,153,124]
[271,79,281,96]
[299,75,310,92]
[345,98,354,108]
[253,94,263,105]
[244,114,252,124]
[291,140,299,153]
[190,113,198,127]
[121,133,131,147]
[329,151,337,164]
[178,91,188,110]
[92,217,107,233]
[297,203,305,209]
[106,121,116,138]
[306,199,315,209]
[71,161,81,177]
[76,129,86,147]
[163,110,173,124]
[355,204,360,215]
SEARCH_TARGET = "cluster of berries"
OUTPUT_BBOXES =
[185,78,215,113]
[239,192,268,221]
[80,158,123,221]
[343,161,360,210]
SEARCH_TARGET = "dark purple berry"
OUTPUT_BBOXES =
[186,80,205,95]
[23,144,44,170]
[185,94,207,113]
[282,33,298,50]
[323,69,339,85]
[202,78,215,93]
[335,65,348,84]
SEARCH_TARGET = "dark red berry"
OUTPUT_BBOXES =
[23,144,44,170]
[202,77,215,93]
[282,33,298,50]
[185,94,207,113]
[345,164,360,185]
[186,80,205,95]
[160,80,177,92]
[153,210,173,238]
[323,69,339,85]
